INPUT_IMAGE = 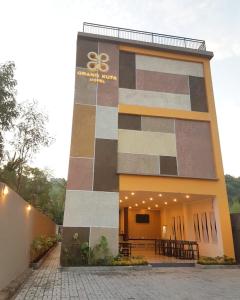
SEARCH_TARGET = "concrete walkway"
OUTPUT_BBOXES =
[13,244,240,300]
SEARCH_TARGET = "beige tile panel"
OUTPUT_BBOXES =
[118,129,177,156]
[136,55,204,77]
[141,116,175,133]
[63,190,119,228]
[118,153,160,175]
[89,227,119,256]
[119,88,191,111]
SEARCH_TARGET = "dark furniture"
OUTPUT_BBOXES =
[155,239,199,260]
[119,242,132,257]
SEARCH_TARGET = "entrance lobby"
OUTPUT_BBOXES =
[119,190,221,264]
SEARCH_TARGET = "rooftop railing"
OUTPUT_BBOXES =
[83,22,206,51]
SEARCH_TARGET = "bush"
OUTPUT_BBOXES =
[198,255,236,265]
[61,235,149,266]
[30,235,58,263]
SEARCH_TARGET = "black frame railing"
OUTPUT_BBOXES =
[83,22,206,51]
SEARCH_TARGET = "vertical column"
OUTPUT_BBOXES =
[61,38,120,265]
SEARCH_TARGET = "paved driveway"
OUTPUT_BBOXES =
[13,244,240,300]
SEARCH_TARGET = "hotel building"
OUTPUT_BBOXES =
[61,23,235,264]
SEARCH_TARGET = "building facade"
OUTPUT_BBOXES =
[61,24,235,264]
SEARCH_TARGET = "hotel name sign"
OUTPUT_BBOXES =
[77,52,117,84]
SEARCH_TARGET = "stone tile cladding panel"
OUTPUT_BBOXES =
[119,51,136,89]
[119,88,191,110]
[160,156,178,175]
[136,55,204,77]
[119,52,207,112]
[118,153,160,175]
[62,39,120,266]
[141,116,175,133]
[70,104,96,158]
[64,190,119,228]
[76,38,98,68]
[97,42,119,107]
[118,129,177,157]
[74,67,97,105]
[136,69,189,94]
[175,119,216,178]
[67,157,93,190]
[93,139,118,192]
[189,76,208,112]
[61,227,90,252]
[118,114,141,130]
[89,227,119,256]
[95,106,118,140]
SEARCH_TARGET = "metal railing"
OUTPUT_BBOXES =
[83,22,206,51]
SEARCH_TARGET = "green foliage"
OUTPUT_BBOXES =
[225,175,240,213]
[30,235,58,263]
[61,235,149,267]
[112,256,148,266]
[0,61,18,159]
[198,255,236,265]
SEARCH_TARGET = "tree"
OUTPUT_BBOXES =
[7,100,53,192]
[0,61,18,159]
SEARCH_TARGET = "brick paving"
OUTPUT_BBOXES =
[13,244,240,300]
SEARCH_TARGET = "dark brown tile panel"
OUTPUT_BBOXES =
[67,157,93,190]
[160,156,178,175]
[118,114,141,130]
[136,69,189,94]
[119,51,136,89]
[176,119,216,179]
[189,76,208,112]
[76,38,98,68]
[97,42,119,107]
[93,139,118,192]
[60,227,90,266]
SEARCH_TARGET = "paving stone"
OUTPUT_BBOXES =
[12,244,240,300]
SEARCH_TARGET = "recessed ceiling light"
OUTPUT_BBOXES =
[120,199,123,203]
[186,195,190,199]
[142,200,146,204]
[155,204,159,208]
[131,192,135,196]
[125,196,128,200]
[173,198,177,202]
[149,197,153,201]
[148,206,151,210]
[135,203,138,207]
[158,193,162,197]
[129,206,132,209]
[164,202,168,205]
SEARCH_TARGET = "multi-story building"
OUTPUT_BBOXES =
[61,23,235,264]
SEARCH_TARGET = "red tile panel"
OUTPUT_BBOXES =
[176,120,216,179]
[136,69,189,94]
[67,157,93,190]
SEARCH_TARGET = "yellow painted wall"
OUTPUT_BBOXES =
[128,209,161,239]
[118,45,235,259]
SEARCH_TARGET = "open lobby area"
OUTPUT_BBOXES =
[119,190,221,264]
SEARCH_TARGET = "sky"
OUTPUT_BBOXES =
[0,0,239,179]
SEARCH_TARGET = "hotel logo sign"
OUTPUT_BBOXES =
[87,52,109,72]
[76,51,117,84]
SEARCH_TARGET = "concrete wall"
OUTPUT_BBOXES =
[0,183,56,291]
